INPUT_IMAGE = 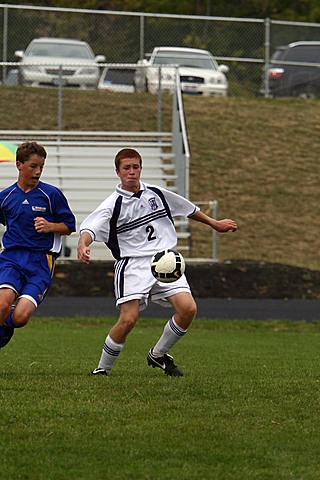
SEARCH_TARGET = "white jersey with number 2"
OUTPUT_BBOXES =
[79,182,199,260]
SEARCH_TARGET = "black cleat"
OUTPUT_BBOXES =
[91,367,109,376]
[0,324,14,349]
[147,348,183,377]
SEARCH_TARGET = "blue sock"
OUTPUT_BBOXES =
[4,309,15,328]
[0,325,4,347]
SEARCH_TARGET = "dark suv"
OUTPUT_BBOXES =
[261,41,320,98]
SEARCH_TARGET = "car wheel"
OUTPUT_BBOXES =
[17,70,24,86]
[133,80,141,93]
[133,76,147,93]
[296,85,317,99]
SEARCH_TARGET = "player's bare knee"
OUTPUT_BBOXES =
[184,299,197,320]
[186,304,197,323]
[191,297,197,314]
[12,311,30,327]
[175,300,197,326]
[119,314,138,333]
[0,301,12,322]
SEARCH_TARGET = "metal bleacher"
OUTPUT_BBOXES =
[0,131,191,261]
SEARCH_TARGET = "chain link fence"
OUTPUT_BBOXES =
[1,5,320,262]
[1,4,320,98]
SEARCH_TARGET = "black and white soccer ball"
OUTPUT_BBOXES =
[150,249,185,283]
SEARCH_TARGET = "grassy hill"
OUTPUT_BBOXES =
[0,87,319,271]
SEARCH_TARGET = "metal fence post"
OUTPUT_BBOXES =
[58,65,63,132]
[2,6,8,82]
[157,66,162,132]
[264,17,271,98]
[212,200,218,261]
[139,14,145,61]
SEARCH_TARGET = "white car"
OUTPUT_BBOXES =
[134,46,229,96]
[98,65,136,93]
[15,37,106,89]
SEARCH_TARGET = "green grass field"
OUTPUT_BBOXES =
[1,317,320,480]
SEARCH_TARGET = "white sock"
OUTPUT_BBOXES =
[98,335,124,372]
[152,317,187,357]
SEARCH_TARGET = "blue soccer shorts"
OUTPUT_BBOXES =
[0,248,56,307]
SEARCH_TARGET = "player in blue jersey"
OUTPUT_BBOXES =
[0,141,76,349]
[77,148,237,377]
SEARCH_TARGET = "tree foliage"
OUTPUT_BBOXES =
[3,0,320,68]
[3,0,320,21]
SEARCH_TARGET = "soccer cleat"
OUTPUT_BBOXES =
[91,367,109,376]
[147,348,183,377]
[0,324,14,349]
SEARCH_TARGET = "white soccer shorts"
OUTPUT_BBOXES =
[114,256,191,311]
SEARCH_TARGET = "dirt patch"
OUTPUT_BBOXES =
[50,260,320,300]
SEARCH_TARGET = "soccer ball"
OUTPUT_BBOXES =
[150,249,185,283]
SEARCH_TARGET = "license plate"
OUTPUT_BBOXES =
[52,77,67,86]
[183,85,198,93]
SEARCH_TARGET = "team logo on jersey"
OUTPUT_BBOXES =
[32,206,46,212]
[22,199,29,204]
[148,197,158,211]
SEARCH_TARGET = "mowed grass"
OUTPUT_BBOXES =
[0,87,319,269]
[1,317,320,480]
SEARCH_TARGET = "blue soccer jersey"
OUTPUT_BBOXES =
[0,181,76,256]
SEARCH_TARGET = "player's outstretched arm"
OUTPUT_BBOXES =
[189,210,237,233]
[77,231,93,264]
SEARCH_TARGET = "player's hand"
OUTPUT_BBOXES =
[215,219,238,233]
[34,216,52,233]
[77,245,91,264]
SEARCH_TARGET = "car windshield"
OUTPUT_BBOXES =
[102,68,135,85]
[27,43,93,59]
[153,52,217,69]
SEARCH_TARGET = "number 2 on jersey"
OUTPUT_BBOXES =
[146,225,156,241]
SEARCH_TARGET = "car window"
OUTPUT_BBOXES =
[153,52,217,70]
[271,48,287,61]
[27,43,93,59]
[285,45,320,63]
[103,68,135,85]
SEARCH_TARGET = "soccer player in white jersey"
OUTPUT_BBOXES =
[0,142,76,349]
[77,148,237,377]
